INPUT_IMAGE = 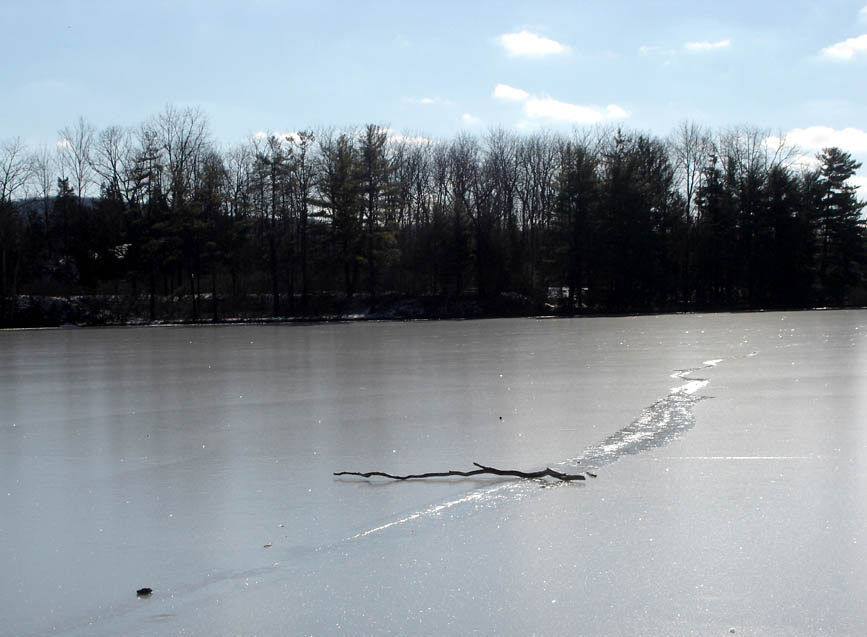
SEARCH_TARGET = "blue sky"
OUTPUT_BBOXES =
[2,0,866,184]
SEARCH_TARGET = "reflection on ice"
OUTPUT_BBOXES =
[567,360,717,471]
[672,379,709,394]
[350,486,510,539]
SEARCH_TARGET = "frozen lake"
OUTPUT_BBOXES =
[1,310,866,635]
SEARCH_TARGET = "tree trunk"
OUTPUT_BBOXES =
[270,232,279,316]
[211,267,218,322]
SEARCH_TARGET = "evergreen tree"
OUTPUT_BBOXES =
[53,177,77,279]
[553,142,598,313]
[596,131,673,310]
[694,156,739,306]
[757,166,812,307]
[813,148,865,304]
[316,133,362,297]
[358,125,397,300]
[287,131,316,305]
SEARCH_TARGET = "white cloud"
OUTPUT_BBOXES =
[389,134,431,145]
[684,39,731,52]
[251,131,303,144]
[639,45,675,56]
[384,128,432,145]
[524,97,629,124]
[56,139,72,149]
[639,44,676,67]
[404,96,451,106]
[462,113,481,125]
[492,84,629,124]
[783,126,867,152]
[498,30,567,57]
[492,83,530,101]
[859,6,867,23]
[820,34,867,60]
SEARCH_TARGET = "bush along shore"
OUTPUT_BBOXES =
[8,291,852,329]
[5,292,549,328]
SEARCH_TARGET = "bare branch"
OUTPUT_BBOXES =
[1,137,29,202]
[57,116,96,200]
[334,461,593,482]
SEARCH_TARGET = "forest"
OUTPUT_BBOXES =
[0,106,865,327]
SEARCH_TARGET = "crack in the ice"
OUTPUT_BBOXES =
[348,357,726,539]
[560,360,719,472]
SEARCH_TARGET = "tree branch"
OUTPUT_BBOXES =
[334,462,594,482]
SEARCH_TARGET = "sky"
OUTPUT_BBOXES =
[2,0,867,187]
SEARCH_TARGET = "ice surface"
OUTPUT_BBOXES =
[1,310,866,635]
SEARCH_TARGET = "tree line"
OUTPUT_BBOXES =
[1,107,864,326]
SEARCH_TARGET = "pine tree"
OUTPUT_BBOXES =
[814,148,865,304]
[553,142,598,313]
[694,156,739,306]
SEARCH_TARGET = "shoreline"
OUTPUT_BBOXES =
[3,292,862,330]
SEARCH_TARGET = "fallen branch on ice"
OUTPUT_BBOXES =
[334,462,594,482]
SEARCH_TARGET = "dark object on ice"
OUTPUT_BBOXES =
[335,462,588,482]
[136,587,153,597]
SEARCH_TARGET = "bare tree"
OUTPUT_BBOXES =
[715,124,798,191]
[1,137,31,319]
[27,145,57,258]
[219,142,256,299]
[93,125,136,203]
[669,120,711,225]
[224,143,254,218]
[484,128,520,223]
[27,145,56,201]
[146,106,213,314]
[447,134,481,295]
[358,124,393,299]
[762,130,799,171]
[287,131,316,301]
[57,116,96,201]
[430,141,452,223]
[389,137,434,293]
[152,105,210,207]
[0,137,29,203]
[482,128,522,292]
[517,131,561,230]
[668,121,713,302]
[129,125,164,208]
[253,133,291,315]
